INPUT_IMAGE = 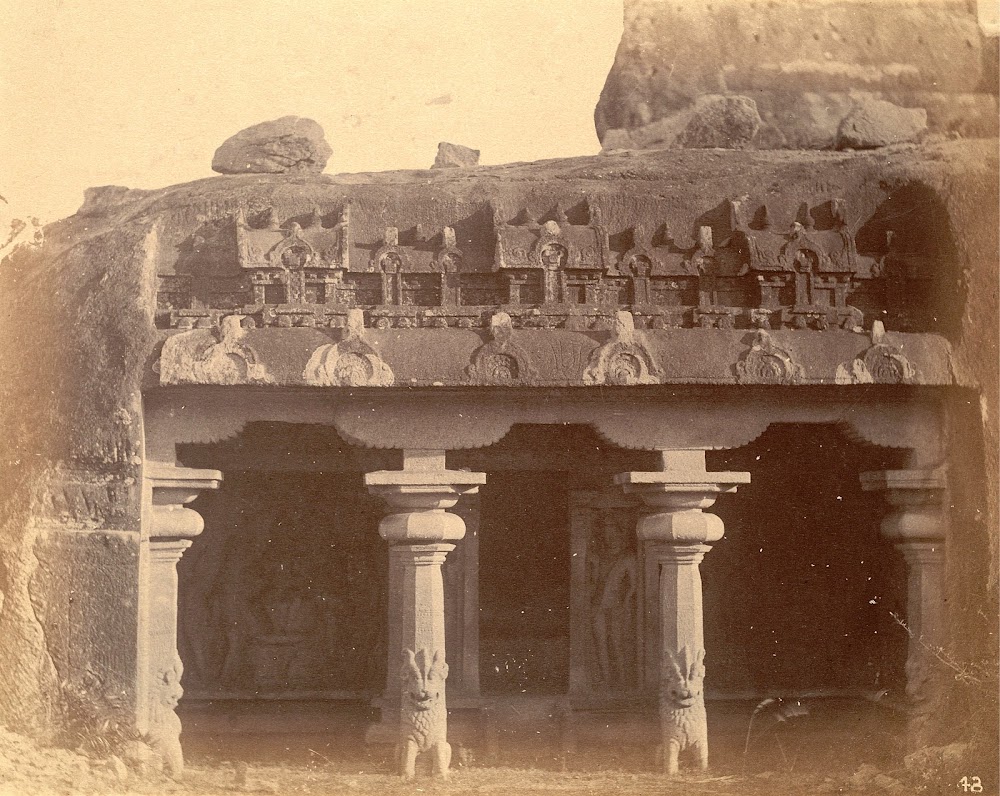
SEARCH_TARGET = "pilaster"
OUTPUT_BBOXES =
[860,468,948,748]
[142,462,221,778]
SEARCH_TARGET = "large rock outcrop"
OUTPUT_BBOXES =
[596,0,999,150]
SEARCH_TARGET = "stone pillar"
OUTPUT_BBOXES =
[142,462,221,779]
[615,450,749,775]
[860,468,947,748]
[365,451,485,779]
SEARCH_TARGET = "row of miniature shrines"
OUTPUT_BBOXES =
[157,265,927,333]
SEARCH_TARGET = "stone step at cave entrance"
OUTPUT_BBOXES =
[170,420,909,758]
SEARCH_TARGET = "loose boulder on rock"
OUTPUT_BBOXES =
[676,95,761,149]
[836,98,928,149]
[212,116,332,175]
[432,142,480,169]
[601,95,760,152]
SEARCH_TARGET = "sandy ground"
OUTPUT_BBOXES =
[0,697,991,796]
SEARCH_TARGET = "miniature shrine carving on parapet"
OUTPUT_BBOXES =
[155,196,950,334]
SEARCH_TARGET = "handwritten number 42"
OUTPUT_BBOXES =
[958,776,983,793]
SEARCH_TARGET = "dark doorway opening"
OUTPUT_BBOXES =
[478,471,571,695]
[174,423,397,747]
[706,424,908,698]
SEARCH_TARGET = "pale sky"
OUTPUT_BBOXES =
[0,0,623,222]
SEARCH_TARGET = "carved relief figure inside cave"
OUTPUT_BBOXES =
[178,476,387,696]
[588,510,639,692]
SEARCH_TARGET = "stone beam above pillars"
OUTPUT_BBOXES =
[615,450,749,776]
[365,451,486,780]
[861,467,947,748]
[143,462,222,779]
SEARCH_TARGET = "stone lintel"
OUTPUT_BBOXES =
[859,467,947,495]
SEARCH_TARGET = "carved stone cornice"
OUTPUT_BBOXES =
[155,192,960,337]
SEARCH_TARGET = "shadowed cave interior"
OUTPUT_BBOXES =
[174,422,908,764]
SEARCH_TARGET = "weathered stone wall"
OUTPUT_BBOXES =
[0,210,154,733]
[32,530,141,721]
[596,0,999,149]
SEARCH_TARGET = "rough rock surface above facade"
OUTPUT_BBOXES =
[5,140,993,395]
[596,0,999,150]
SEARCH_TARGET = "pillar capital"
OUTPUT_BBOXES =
[365,449,485,519]
[146,462,222,540]
[860,468,947,544]
[615,449,749,544]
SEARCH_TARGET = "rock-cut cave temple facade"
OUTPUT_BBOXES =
[0,0,997,781]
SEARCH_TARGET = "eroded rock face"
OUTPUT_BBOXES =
[836,97,928,149]
[432,142,480,169]
[596,0,998,149]
[211,116,332,175]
